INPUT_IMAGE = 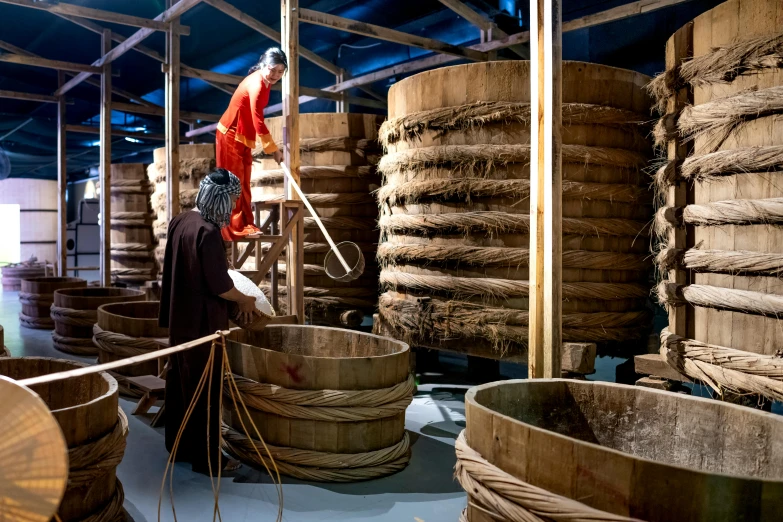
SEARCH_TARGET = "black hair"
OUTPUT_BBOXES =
[248,47,288,75]
[207,167,233,185]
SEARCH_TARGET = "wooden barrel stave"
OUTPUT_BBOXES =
[223,325,411,481]
[0,357,126,522]
[52,287,146,356]
[461,379,783,521]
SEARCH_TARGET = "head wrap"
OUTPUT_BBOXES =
[195,168,241,229]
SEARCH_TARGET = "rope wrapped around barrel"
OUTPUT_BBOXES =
[19,312,54,329]
[63,409,129,522]
[18,291,53,307]
[454,430,645,522]
[222,373,414,481]
[109,211,156,227]
[52,331,98,356]
[92,324,161,358]
[50,305,98,327]
[110,242,154,259]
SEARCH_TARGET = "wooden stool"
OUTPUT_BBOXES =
[127,375,166,427]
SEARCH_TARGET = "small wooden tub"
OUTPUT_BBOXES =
[51,287,145,356]
[223,325,412,482]
[0,357,127,522]
[1,263,45,291]
[459,380,783,522]
[94,301,168,396]
[19,277,86,330]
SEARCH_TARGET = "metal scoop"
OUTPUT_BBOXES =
[280,163,365,282]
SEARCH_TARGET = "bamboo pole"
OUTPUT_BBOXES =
[165,0,181,225]
[528,0,562,378]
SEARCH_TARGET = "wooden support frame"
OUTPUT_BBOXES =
[0,52,101,73]
[112,102,220,122]
[282,0,304,325]
[165,0,182,224]
[0,0,187,32]
[528,0,562,379]
[299,8,489,62]
[0,89,60,103]
[65,124,167,141]
[437,0,528,58]
[57,71,67,278]
[55,0,203,96]
[99,29,112,287]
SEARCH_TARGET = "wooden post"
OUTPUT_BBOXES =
[56,71,67,278]
[528,0,562,378]
[99,29,112,287]
[666,24,695,340]
[282,0,304,324]
[165,1,181,225]
[335,72,345,112]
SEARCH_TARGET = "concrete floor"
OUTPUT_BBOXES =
[1,289,468,522]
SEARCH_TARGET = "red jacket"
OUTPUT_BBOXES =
[217,69,278,154]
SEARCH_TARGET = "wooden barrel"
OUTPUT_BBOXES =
[0,324,7,357]
[459,379,783,521]
[18,277,86,330]
[0,178,57,263]
[223,325,412,482]
[374,61,653,362]
[51,287,146,356]
[94,301,168,396]
[148,144,216,275]
[651,0,783,400]
[1,262,46,291]
[250,113,384,326]
[0,357,127,522]
[101,163,157,285]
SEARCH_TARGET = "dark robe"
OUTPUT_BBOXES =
[159,210,233,470]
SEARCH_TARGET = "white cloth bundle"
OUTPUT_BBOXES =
[227,269,275,316]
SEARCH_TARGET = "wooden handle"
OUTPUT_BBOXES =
[280,163,352,275]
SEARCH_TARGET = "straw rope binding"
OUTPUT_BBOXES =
[657,282,783,318]
[657,247,783,276]
[251,165,375,184]
[52,331,99,356]
[660,328,783,402]
[379,101,648,147]
[454,430,643,522]
[19,312,54,329]
[50,306,98,327]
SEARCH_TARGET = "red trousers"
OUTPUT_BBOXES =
[216,129,257,241]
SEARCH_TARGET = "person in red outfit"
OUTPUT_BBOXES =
[216,48,287,241]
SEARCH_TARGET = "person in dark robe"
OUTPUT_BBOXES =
[158,167,256,473]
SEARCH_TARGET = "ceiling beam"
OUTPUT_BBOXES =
[55,0,203,96]
[298,8,489,62]
[0,117,33,141]
[112,101,221,122]
[322,0,693,94]
[0,52,102,73]
[0,89,61,103]
[0,0,189,33]
[66,124,166,141]
[52,13,235,96]
[202,0,384,103]
[437,0,527,58]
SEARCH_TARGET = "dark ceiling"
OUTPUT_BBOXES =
[0,0,724,181]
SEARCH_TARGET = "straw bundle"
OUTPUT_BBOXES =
[251,165,374,184]
[379,101,647,147]
[658,282,783,317]
[658,247,783,276]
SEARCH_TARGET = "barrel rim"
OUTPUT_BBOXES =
[388,60,653,99]
[243,324,410,360]
[466,378,783,484]
[0,356,118,414]
[21,277,84,284]
[54,287,145,301]
[98,300,161,320]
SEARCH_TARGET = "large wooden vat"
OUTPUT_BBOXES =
[375,61,653,362]
[0,324,7,357]
[652,0,783,400]
[19,276,86,330]
[148,144,216,274]
[51,287,146,356]
[251,113,383,326]
[101,163,157,285]
[1,261,46,291]
[0,357,127,522]
[223,325,412,481]
[0,178,57,263]
[459,379,783,521]
[94,301,167,396]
